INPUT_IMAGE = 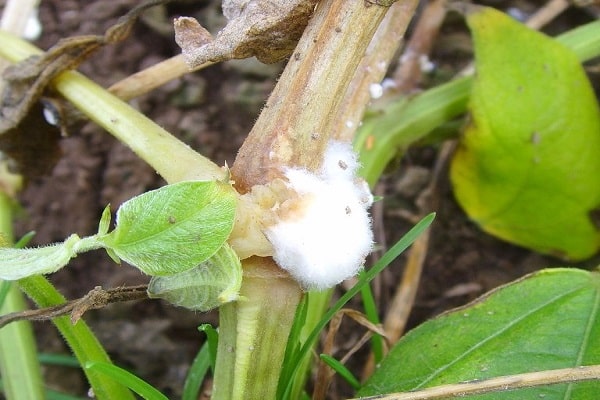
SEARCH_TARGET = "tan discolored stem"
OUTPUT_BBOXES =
[231,0,392,192]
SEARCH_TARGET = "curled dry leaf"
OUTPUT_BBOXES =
[0,0,171,181]
[175,0,319,67]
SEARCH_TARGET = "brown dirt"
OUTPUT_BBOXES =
[1,0,599,399]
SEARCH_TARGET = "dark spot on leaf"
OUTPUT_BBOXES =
[168,216,176,224]
[589,207,600,230]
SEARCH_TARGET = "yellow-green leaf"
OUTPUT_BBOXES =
[450,7,600,260]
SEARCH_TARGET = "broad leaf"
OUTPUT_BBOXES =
[147,243,242,311]
[359,268,600,398]
[100,180,237,276]
[450,7,600,260]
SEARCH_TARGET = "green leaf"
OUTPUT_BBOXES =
[198,324,219,372]
[97,205,111,236]
[85,361,168,400]
[147,243,242,311]
[182,342,211,400]
[450,7,600,260]
[0,234,81,280]
[358,268,600,398]
[319,354,360,390]
[101,180,237,276]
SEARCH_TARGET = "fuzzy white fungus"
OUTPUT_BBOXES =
[265,141,373,290]
[368,83,383,99]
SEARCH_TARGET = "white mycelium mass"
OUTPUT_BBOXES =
[265,141,374,290]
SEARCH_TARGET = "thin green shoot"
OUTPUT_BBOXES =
[182,343,211,400]
[319,354,361,390]
[38,353,80,368]
[278,213,435,399]
[85,361,168,400]
[0,380,88,400]
[14,232,35,249]
[280,294,309,389]
[0,281,9,309]
[198,324,219,372]
[359,271,383,363]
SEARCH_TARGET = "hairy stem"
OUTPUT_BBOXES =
[212,258,302,400]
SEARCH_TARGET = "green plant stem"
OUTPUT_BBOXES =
[16,275,135,400]
[0,193,45,400]
[212,258,302,400]
[0,31,225,184]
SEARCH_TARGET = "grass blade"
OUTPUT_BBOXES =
[85,361,167,400]
[319,354,360,390]
[182,342,211,400]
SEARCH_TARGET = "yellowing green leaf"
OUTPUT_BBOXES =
[100,180,237,276]
[450,7,600,260]
[147,243,242,311]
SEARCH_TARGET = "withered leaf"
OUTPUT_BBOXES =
[0,100,62,180]
[0,0,172,134]
[175,0,319,67]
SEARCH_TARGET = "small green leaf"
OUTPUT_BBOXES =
[100,180,237,276]
[198,324,219,372]
[98,205,112,236]
[147,243,242,311]
[0,234,80,280]
[450,7,600,260]
[358,268,600,398]
[319,354,360,390]
[182,343,211,400]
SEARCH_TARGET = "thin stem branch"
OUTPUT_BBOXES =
[352,365,600,399]
[108,55,214,101]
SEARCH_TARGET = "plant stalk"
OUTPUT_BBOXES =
[231,0,393,191]
[212,258,302,400]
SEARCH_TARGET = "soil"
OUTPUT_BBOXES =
[1,0,599,399]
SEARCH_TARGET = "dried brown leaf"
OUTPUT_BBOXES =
[0,0,171,178]
[175,0,319,67]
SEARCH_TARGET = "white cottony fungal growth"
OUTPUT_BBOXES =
[369,83,383,99]
[265,141,373,290]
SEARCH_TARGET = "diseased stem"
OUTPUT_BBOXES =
[225,2,418,399]
[212,258,302,400]
[231,0,393,191]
